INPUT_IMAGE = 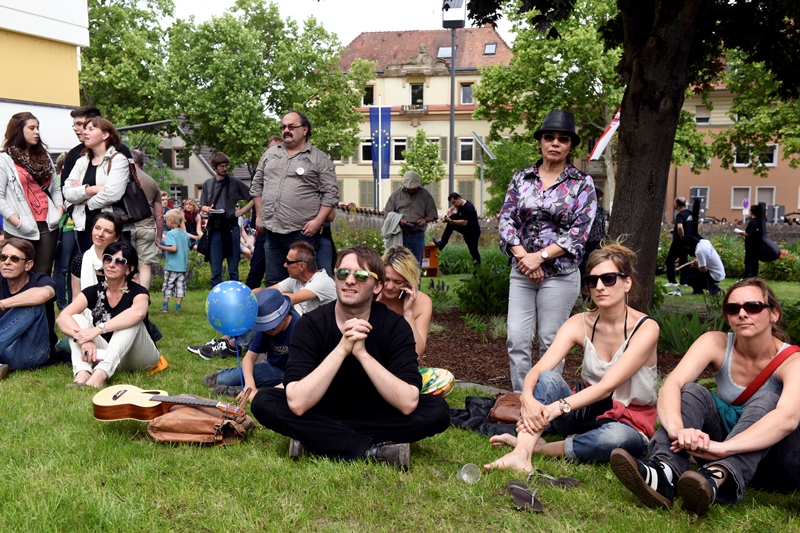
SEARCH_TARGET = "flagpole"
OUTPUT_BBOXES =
[377,97,382,210]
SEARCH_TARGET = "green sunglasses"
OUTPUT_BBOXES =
[335,268,378,283]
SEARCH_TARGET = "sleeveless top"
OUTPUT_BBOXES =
[714,332,787,403]
[581,313,658,407]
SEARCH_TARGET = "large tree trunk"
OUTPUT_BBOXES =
[608,0,707,311]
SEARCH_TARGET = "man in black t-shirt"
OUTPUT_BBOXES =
[0,238,57,379]
[433,192,482,265]
[665,197,695,294]
[250,246,450,469]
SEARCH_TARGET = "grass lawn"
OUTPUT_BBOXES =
[2,277,800,531]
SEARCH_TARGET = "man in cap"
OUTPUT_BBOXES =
[201,288,300,399]
[384,171,438,265]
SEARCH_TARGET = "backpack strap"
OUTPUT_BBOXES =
[732,344,800,406]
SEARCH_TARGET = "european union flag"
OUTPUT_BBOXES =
[370,106,391,179]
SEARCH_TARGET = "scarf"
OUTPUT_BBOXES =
[80,246,105,291]
[6,145,54,188]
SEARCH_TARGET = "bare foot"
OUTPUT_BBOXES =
[85,370,108,388]
[72,370,91,384]
[489,433,518,448]
[532,438,548,453]
[483,450,533,473]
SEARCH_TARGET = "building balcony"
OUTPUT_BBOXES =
[400,104,429,115]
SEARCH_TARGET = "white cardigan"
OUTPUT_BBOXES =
[63,145,129,232]
[0,152,64,240]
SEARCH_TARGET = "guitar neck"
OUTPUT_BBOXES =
[151,395,242,415]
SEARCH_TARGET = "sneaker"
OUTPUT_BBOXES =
[677,468,723,516]
[199,340,238,360]
[212,384,241,398]
[187,338,218,355]
[201,371,220,388]
[175,307,182,314]
[289,439,307,459]
[160,307,168,313]
[363,441,410,470]
[432,237,443,251]
[610,448,674,509]
[667,288,682,297]
[663,282,679,287]
[0,363,9,380]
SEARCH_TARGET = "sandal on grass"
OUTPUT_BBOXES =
[526,469,580,489]
[508,485,544,512]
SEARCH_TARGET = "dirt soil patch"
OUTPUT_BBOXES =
[422,309,698,391]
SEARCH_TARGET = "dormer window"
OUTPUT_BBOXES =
[484,42,497,55]
[438,46,453,58]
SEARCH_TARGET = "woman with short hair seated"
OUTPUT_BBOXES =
[484,241,659,471]
[611,278,800,516]
[376,245,454,397]
[57,241,161,388]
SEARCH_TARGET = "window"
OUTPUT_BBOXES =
[359,180,375,208]
[438,46,452,58]
[731,186,751,209]
[360,138,372,162]
[695,106,710,124]
[459,137,474,162]
[391,179,402,192]
[484,42,497,55]
[410,83,424,107]
[689,186,709,211]
[734,145,778,167]
[460,84,474,105]
[457,180,475,203]
[173,148,184,169]
[336,179,343,201]
[393,137,407,161]
[363,86,374,106]
[424,182,440,208]
[169,185,182,203]
[756,186,775,206]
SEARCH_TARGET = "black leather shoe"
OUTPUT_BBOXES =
[432,237,443,250]
[363,441,410,470]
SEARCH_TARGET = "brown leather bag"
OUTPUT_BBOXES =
[488,392,522,423]
[147,394,253,445]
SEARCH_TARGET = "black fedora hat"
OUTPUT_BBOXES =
[533,110,580,147]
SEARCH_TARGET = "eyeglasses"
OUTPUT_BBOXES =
[285,258,306,265]
[280,124,303,131]
[723,301,772,316]
[72,121,85,128]
[584,272,627,289]
[0,253,27,263]
[103,254,129,267]
[542,133,572,144]
[335,268,378,283]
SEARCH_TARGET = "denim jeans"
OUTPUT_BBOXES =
[263,230,320,287]
[54,229,80,310]
[0,305,52,370]
[216,360,284,389]
[649,382,781,505]
[316,222,335,278]
[244,231,268,289]
[208,224,241,288]
[506,269,580,391]
[533,371,647,463]
[402,231,426,266]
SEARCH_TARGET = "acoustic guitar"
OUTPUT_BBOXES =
[92,384,247,421]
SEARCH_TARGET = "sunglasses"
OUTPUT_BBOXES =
[335,268,378,283]
[102,254,129,267]
[723,301,772,316]
[542,133,572,144]
[0,253,27,263]
[585,272,627,289]
[280,124,303,131]
[285,258,306,265]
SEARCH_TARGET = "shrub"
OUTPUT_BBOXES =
[333,220,384,255]
[488,315,507,340]
[780,300,800,344]
[759,251,800,282]
[651,307,726,354]
[426,279,454,312]
[454,263,510,316]
[437,244,508,275]
[710,233,745,280]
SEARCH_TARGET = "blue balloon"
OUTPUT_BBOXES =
[205,281,258,337]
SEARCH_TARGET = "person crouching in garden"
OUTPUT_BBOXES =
[611,278,800,516]
[484,241,659,472]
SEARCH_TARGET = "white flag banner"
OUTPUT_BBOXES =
[589,108,621,161]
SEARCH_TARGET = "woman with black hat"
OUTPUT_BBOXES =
[498,109,597,392]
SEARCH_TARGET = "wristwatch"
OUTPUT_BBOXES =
[540,250,550,260]
[558,398,572,416]
[98,322,107,334]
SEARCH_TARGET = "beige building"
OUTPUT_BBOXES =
[337,26,513,215]
[667,88,799,223]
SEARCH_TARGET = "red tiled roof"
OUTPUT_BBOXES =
[339,26,512,72]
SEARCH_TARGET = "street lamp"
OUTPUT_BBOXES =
[443,0,466,196]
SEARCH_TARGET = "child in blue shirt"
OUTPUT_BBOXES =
[158,209,193,313]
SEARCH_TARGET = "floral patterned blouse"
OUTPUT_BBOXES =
[498,160,596,277]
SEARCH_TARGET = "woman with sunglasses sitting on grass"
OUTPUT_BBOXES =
[611,278,800,516]
[484,240,659,472]
[57,241,161,388]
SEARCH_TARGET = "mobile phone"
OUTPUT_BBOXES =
[398,289,405,300]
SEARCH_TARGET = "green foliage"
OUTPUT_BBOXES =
[454,264,510,316]
[759,250,800,282]
[436,243,507,275]
[709,233,745,281]
[400,129,445,186]
[81,0,174,125]
[331,219,384,255]
[488,315,508,340]
[651,283,667,313]
[673,102,714,174]
[426,280,454,313]
[651,308,725,355]
[124,132,179,191]
[477,139,538,216]
[461,313,489,333]
[780,300,800,344]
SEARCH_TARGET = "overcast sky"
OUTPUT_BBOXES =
[170,0,514,47]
